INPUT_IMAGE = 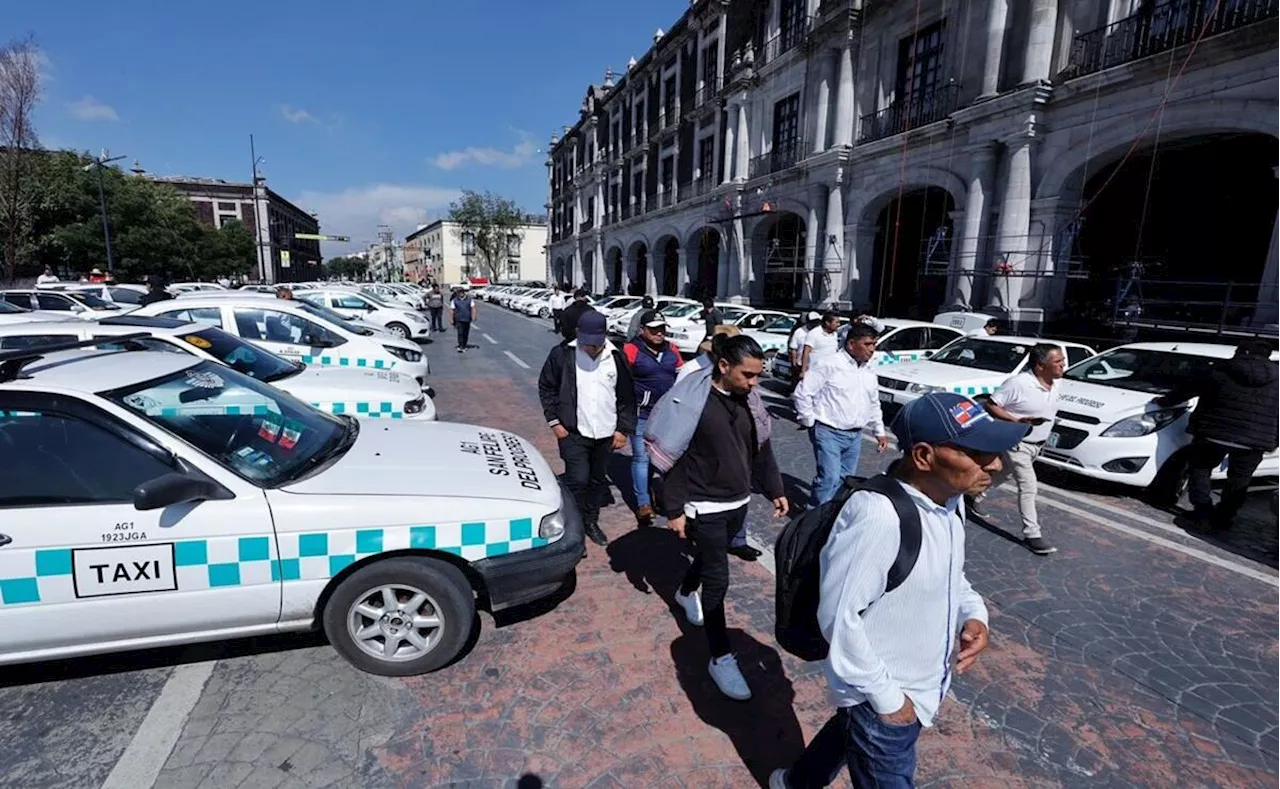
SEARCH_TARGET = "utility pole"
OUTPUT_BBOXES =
[83,150,126,273]
[250,135,269,283]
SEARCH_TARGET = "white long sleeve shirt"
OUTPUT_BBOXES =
[818,480,988,727]
[574,341,619,439]
[793,350,886,435]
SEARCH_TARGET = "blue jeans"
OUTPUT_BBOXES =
[810,423,863,506]
[631,415,651,508]
[782,704,921,788]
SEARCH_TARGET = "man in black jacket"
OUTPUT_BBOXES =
[538,310,637,546]
[558,288,593,343]
[1157,339,1279,529]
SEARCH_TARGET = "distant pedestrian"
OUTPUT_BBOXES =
[622,309,683,525]
[559,288,592,343]
[647,333,787,699]
[88,267,107,284]
[426,285,446,332]
[801,311,842,378]
[794,323,890,505]
[449,287,478,353]
[969,343,1065,555]
[699,297,723,342]
[770,392,1024,789]
[138,276,171,306]
[35,266,59,287]
[627,295,657,340]
[549,286,569,334]
[788,311,822,389]
[1156,339,1279,529]
[966,318,1004,337]
[537,310,635,547]
[275,286,294,300]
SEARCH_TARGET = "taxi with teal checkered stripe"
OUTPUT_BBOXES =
[876,335,1098,409]
[0,340,583,677]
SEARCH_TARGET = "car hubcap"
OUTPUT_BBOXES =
[391,326,409,339]
[347,584,443,662]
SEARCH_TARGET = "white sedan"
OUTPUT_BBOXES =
[295,288,431,341]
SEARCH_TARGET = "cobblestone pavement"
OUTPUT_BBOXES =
[2,308,1275,789]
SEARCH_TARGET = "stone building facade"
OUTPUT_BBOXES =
[546,0,1277,329]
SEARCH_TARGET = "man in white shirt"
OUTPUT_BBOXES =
[965,317,1003,337]
[771,392,1028,789]
[35,266,59,286]
[549,286,568,334]
[787,311,822,389]
[968,343,1065,555]
[801,311,842,377]
[794,323,890,505]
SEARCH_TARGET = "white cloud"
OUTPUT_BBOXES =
[67,96,118,122]
[280,104,318,124]
[293,183,461,254]
[431,136,538,171]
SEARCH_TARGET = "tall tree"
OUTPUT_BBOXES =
[324,255,368,280]
[0,35,42,283]
[446,189,528,282]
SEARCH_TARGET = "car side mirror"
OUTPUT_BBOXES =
[923,350,934,358]
[133,471,230,511]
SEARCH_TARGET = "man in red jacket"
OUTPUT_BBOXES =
[622,309,683,525]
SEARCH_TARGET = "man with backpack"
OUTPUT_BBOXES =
[770,392,1027,789]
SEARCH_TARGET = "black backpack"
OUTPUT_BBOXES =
[774,474,923,661]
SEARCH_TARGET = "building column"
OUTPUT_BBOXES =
[953,143,998,308]
[675,248,689,296]
[988,135,1034,314]
[723,103,739,182]
[845,222,869,308]
[833,43,855,146]
[980,0,1009,96]
[645,250,658,295]
[1022,0,1060,84]
[593,235,605,293]
[1255,207,1280,327]
[1025,196,1077,320]
[735,100,751,179]
[823,177,847,306]
[572,247,583,287]
[805,186,824,286]
[716,237,731,300]
[812,50,835,154]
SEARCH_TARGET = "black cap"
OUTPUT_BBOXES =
[638,309,667,329]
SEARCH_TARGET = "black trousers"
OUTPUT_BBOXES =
[1187,438,1264,522]
[552,309,564,332]
[680,504,748,659]
[559,433,612,525]
[428,307,444,332]
[455,320,472,349]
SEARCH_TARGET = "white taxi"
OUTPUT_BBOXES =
[132,295,430,385]
[0,343,583,675]
[294,288,431,341]
[607,297,697,337]
[876,335,1098,407]
[773,318,967,380]
[664,303,754,354]
[1038,342,1280,497]
[0,316,435,420]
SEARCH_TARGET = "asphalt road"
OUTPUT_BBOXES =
[2,305,1275,789]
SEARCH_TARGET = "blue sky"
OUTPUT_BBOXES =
[11,0,687,255]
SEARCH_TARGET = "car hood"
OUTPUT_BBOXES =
[878,360,1013,392]
[1056,379,1163,420]
[277,365,422,400]
[285,421,560,507]
[740,329,790,350]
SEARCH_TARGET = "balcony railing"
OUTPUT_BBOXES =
[579,218,594,232]
[691,174,718,197]
[658,189,676,209]
[761,17,813,66]
[693,77,723,109]
[1061,0,1276,79]
[748,138,806,179]
[858,84,961,144]
[644,193,658,213]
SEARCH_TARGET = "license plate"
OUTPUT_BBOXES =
[1046,432,1060,448]
[879,391,894,403]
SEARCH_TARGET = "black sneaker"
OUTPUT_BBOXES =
[728,545,762,562]
[584,522,609,546]
[1024,537,1057,555]
[964,495,988,519]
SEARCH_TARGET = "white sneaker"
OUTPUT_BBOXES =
[768,769,790,789]
[673,589,704,626]
[709,653,752,701]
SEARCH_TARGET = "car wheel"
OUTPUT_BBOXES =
[1148,449,1190,507]
[763,349,778,376]
[387,322,411,340]
[539,307,551,318]
[323,557,475,676]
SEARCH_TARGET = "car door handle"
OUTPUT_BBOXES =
[0,534,11,548]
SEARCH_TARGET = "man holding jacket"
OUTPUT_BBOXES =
[622,310,683,525]
[1156,339,1279,529]
[538,310,637,546]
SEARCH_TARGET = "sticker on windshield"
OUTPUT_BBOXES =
[124,393,161,411]
[258,419,281,443]
[279,419,304,450]
[185,370,225,389]
[182,334,213,350]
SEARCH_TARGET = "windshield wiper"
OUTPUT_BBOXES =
[276,415,359,485]
[263,363,304,383]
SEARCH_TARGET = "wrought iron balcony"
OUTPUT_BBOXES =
[693,77,723,109]
[658,189,676,209]
[858,84,961,144]
[1061,0,1276,79]
[748,138,806,179]
[644,193,658,213]
[691,174,718,197]
[761,17,813,66]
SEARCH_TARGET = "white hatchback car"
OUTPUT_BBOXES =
[295,288,431,341]
[0,317,435,420]
[0,343,582,675]
[0,288,128,320]
[1038,342,1280,497]
[132,295,430,385]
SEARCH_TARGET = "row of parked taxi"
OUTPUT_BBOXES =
[0,279,585,677]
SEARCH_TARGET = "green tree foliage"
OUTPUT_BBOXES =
[446,189,530,282]
[324,255,368,280]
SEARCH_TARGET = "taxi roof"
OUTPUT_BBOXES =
[3,347,200,393]
[0,315,199,336]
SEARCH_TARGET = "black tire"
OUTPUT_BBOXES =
[322,557,475,676]
[1149,449,1190,507]
[763,349,779,376]
[387,322,411,340]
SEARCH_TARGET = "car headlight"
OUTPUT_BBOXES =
[1100,407,1187,437]
[383,345,422,362]
[907,382,944,394]
[404,311,427,323]
[539,510,565,540]
[404,395,426,414]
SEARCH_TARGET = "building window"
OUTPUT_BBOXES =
[701,42,718,86]
[634,100,645,138]
[780,0,806,48]
[217,201,236,212]
[663,75,677,121]
[506,260,520,277]
[897,20,946,105]
[698,136,716,182]
[461,232,476,256]
[632,171,644,203]
[218,214,239,229]
[507,234,521,257]
[772,92,801,154]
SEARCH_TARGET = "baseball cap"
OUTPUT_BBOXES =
[805,311,822,321]
[575,310,607,345]
[638,309,666,329]
[891,392,1028,454]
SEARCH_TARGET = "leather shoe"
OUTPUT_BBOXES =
[584,522,609,546]
[728,544,762,562]
[635,505,655,525]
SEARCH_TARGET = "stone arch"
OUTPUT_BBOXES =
[686,226,725,300]
[651,232,682,296]
[1035,98,1279,202]
[850,165,967,227]
[625,238,651,296]
[551,256,569,287]
[750,210,809,308]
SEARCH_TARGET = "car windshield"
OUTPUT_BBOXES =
[104,360,356,487]
[66,291,114,309]
[760,315,797,333]
[109,287,144,305]
[929,338,1029,373]
[665,304,702,318]
[293,301,370,335]
[1064,348,1219,394]
[178,327,303,382]
[354,291,396,309]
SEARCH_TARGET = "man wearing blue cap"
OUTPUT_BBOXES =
[770,392,1027,789]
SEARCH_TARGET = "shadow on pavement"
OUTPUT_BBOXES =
[491,570,578,627]
[605,525,686,598]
